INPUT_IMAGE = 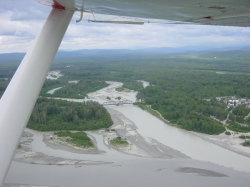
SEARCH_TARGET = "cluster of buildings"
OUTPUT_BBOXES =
[216,96,250,107]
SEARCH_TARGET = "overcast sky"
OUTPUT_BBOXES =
[1,0,250,53]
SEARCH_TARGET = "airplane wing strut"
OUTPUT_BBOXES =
[0,7,74,185]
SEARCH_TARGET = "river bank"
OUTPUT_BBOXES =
[136,103,250,158]
[5,81,250,186]
[14,81,250,169]
[14,106,187,166]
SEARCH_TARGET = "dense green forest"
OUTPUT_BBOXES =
[230,105,250,125]
[41,79,108,98]
[54,51,249,134]
[27,98,112,131]
[1,50,249,134]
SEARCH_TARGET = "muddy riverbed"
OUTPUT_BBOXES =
[5,81,250,187]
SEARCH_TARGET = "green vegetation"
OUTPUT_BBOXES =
[228,121,250,133]
[122,81,144,91]
[229,105,250,125]
[55,131,93,148]
[42,79,108,99]
[1,50,250,135]
[27,98,112,131]
[110,137,128,146]
[242,141,250,147]
[225,131,231,135]
[239,135,250,139]
[138,87,226,134]
[40,79,64,95]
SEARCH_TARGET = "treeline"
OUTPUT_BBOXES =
[42,79,108,99]
[228,121,250,133]
[27,98,113,131]
[137,71,249,134]
[176,113,225,134]
[52,80,107,98]
[2,50,249,135]
[122,80,144,91]
[41,79,64,94]
[227,105,250,132]
[138,86,226,134]
[48,52,249,135]
[230,105,250,125]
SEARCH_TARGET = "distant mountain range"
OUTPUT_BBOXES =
[0,47,250,63]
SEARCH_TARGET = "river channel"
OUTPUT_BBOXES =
[4,81,250,186]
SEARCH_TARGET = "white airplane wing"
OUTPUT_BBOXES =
[41,0,250,26]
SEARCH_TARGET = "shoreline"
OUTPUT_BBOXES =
[43,132,103,155]
[192,131,250,158]
[106,107,188,159]
[6,80,250,186]
[136,103,250,158]
[13,81,250,169]
[15,129,112,165]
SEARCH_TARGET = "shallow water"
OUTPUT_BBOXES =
[5,159,250,187]
[43,81,250,172]
[30,130,135,162]
[111,105,250,172]
[5,81,250,186]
